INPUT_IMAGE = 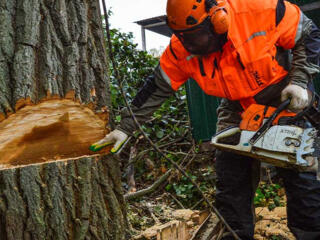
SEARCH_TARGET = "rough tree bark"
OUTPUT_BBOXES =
[0,0,128,239]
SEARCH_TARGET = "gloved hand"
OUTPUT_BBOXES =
[281,84,309,112]
[90,129,128,154]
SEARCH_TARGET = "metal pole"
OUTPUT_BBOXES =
[141,26,146,51]
[301,2,320,12]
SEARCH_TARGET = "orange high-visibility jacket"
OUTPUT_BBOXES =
[160,0,302,109]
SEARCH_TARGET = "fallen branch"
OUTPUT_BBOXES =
[267,168,273,185]
[124,146,193,200]
[125,169,172,200]
[157,121,183,143]
[145,202,161,225]
[168,193,185,209]
[179,146,195,166]
[158,137,187,148]
[194,214,211,238]
[184,153,197,170]
[213,224,226,240]
[191,198,204,210]
[127,146,138,193]
[163,150,197,156]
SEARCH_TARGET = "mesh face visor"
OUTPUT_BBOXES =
[172,18,222,55]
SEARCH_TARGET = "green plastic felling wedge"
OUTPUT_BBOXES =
[89,142,113,152]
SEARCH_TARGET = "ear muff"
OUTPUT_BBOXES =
[207,0,229,34]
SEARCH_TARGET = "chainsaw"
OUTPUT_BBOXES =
[211,94,320,177]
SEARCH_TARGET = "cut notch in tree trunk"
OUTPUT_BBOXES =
[0,99,110,169]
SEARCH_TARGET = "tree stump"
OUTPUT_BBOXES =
[0,0,128,239]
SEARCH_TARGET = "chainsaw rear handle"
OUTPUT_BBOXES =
[211,127,245,151]
[273,98,291,116]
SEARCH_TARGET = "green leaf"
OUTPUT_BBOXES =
[115,115,121,122]
[165,184,172,191]
[274,196,280,206]
[156,130,164,139]
[268,203,276,211]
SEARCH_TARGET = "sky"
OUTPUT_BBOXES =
[103,0,170,52]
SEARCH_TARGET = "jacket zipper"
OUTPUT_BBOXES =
[212,58,217,78]
[236,53,245,70]
[198,57,206,77]
[236,52,257,90]
[216,53,232,99]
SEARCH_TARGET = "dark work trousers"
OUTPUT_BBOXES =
[215,150,320,240]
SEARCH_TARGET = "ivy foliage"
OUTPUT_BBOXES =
[165,172,209,207]
[108,29,158,111]
[254,182,284,210]
[108,25,190,142]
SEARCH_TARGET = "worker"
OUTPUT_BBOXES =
[94,0,320,239]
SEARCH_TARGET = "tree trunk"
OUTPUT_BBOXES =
[0,0,128,239]
[0,155,128,240]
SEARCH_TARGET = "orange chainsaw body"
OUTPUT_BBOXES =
[240,104,296,131]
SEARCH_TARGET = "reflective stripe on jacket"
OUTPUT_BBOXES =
[160,0,302,108]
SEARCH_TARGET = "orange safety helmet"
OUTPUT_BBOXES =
[166,0,229,34]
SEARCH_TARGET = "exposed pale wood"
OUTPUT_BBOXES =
[0,100,110,168]
[134,210,210,240]
[190,213,219,240]
[156,221,189,240]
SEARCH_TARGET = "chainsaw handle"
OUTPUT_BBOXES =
[273,98,291,116]
[211,127,244,151]
[249,98,291,145]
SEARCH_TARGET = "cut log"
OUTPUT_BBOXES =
[0,0,128,239]
[133,210,210,240]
